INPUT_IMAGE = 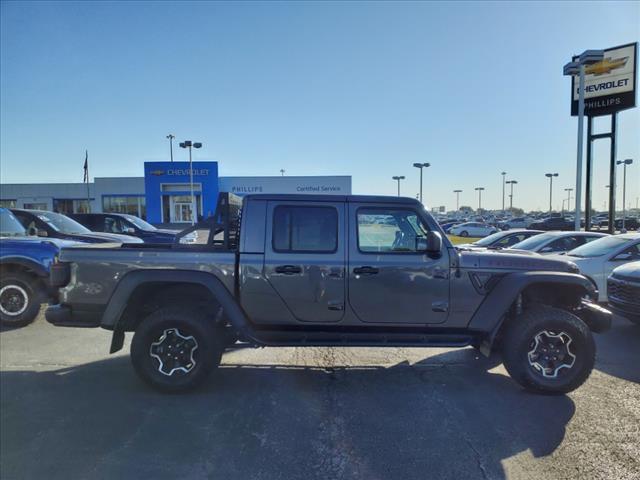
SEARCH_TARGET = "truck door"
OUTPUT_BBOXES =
[347,203,450,324]
[263,201,346,323]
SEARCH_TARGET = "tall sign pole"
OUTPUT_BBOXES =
[574,64,586,231]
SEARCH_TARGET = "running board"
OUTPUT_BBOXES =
[247,330,475,348]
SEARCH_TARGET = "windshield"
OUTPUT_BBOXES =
[510,232,557,250]
[0,209,27,237]
[473,231,512,246]
[567,236,633,258]
[123,214,156,231]
[36,212,91,234]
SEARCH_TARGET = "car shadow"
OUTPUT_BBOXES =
[593,316,640,384]
[0,349,574,480]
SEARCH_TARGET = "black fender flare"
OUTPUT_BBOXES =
[467,271,596,352]
[103,270,253,353]
[0,257,49,278]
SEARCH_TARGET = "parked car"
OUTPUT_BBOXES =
[457,229,543,250]
[613,217,640,231]
[549,233,640,302]
[500,217,534,230]
[607,262,640,324]
[70,213,178,244]
[46,193,611,394]
[448,222,498,237]
[11,209,143,244]
[0,208,81,326]
[439,221,462,234]
[509,231,607,255]
[528,217,574,231]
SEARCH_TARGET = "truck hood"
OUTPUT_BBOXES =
[610,261,640,281]
[73,232,143,244]
[0,236,81,249]
[457,249,578,273]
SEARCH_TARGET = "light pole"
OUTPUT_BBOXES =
[179,140,202,225]
[412,163,430,204]
[545,173,559,213]
[616,159,633,230]
[501,171,507,213]
[474,187,485,212]
[166,134,175,162]
[506,180,517,210]
[453,190,462,211]
[564,188,573,214]
[392,176,405,197]
[564,49,605,231]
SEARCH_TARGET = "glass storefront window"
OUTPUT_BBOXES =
[22,203,48,210]
[0,199,17,208]
[53,199,92,214]
[102,196,145,219]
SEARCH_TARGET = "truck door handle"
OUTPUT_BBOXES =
[353,266,379,275]
[274,265,302,275]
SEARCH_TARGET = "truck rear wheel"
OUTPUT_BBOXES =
[0,272,42,327]
[131,307,223,393]
[502,306,595,395]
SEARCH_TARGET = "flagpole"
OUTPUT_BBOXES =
[85,150,91,213]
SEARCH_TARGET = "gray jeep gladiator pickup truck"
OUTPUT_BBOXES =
[45,193,611,394]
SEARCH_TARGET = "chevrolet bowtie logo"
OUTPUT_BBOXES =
[150,170,164,176]
[585,56,628,76]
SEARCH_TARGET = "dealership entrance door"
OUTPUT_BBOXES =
[162,193,202,224]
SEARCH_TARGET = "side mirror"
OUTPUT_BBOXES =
[27,227,38,236]
[613,252,632,261]
[37,229,48,237]
[540,246,553,253]
[426,231,442,255]
[125,227,136,234]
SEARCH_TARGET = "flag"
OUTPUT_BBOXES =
[83,150,88,183]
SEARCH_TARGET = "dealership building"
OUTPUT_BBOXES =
[0,161,352,224]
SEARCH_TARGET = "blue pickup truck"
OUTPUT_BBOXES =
[0,208,80,327]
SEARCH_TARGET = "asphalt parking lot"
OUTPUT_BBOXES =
[1,312,639,480]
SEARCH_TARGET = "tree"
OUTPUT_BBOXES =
[507,207,524,216]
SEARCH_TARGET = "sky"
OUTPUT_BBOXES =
[1,0,639,212]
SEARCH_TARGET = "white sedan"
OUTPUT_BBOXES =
[449,222,498,237]
[548,233,640,302]
[508,231,607,255]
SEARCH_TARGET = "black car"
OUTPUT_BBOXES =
[70,213,178,244]
[11,209,142,244]
[607,262,640,324]
[613,217,639,231]
[528,216,574,231]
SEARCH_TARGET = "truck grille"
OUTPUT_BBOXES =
[607,277,640,305]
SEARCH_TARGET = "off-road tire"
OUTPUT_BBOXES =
[502,305,595,395]
[0,272,42,327]
[131,307,223,393]
[459,231,469,237]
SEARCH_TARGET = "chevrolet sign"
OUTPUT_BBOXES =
[149,168,210,177]
[570,43,637,117]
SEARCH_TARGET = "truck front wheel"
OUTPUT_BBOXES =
[131,307,223,393]
[0,272,42,327]
[502,306,595,394]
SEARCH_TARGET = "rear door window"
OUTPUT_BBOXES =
[272,206,338,253]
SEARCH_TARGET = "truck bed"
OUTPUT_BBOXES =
[57,245,237,312]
